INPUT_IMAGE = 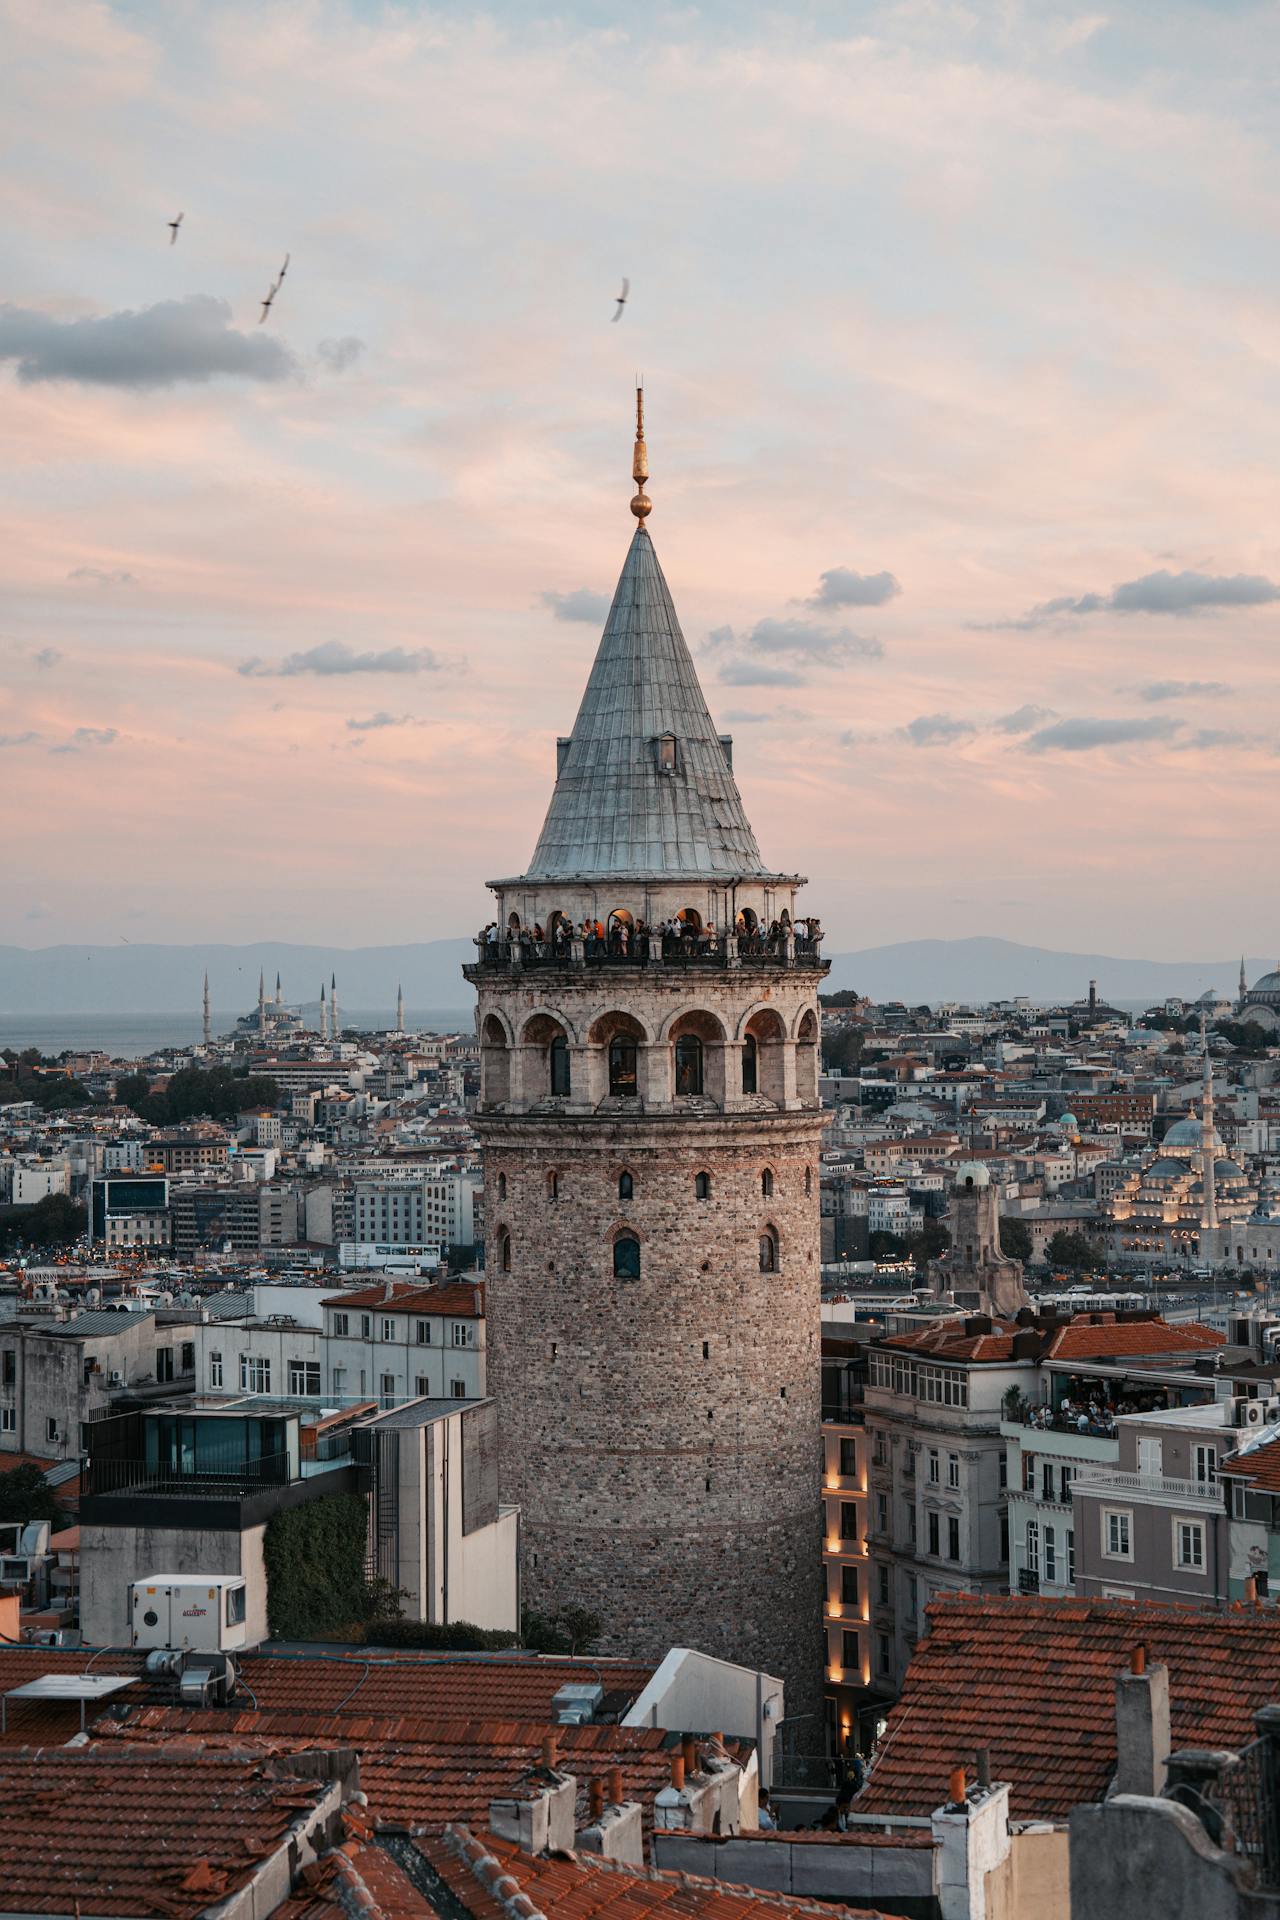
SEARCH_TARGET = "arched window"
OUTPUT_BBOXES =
[618,1170,634,1201]
[761,1167,775,1198]
[549,1035,570,1097]
[609,1035,638,1095]
[694,1171,711,1201]
[759,1227,779,1273]
[613,1235,641,1280]
[547,1171,559,1201]
[497,1172,507,1200]
[742,1034,758,1095]
[498,1228,511,1273]
[674,1034,704,1096]
[804,1166,813,1197]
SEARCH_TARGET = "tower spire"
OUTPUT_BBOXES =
[275,970,282,1007]
[202,970,211,1049]
[396,982,405,1033]
[630,383,651,523]
[331,972,339,1039]
[257,969,266,1037]
[319,981,327,1040]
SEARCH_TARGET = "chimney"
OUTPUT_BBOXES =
[1113,1652,1170,1797]
[932,1776,1012,1919]
[489,1753,576,1856]
[577,1769,645,1866]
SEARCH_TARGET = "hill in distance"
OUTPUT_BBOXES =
[0,936,1266,1016]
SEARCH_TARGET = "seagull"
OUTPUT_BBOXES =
[276,253,290,283]
[168,212,183,245]
[612,277,629,322]
[259,287,277,323]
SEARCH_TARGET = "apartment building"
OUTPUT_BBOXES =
[0,1309,193,1463]
[1073,1401,1230,1603]
[820,1336,871,1752]
[352,1168,481,1252]
[192,1278,486,1407]
[171,1184,298,1258]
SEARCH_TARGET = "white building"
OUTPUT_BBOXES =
[352,1168,480,1250]
[13,1161,71,1205]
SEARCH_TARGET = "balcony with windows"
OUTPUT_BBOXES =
[1071,1464,1224,1509]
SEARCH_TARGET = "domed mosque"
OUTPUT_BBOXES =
[1107,1040,1256,1263]
[1237,958,1280,1032]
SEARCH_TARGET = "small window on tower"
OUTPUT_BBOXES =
[694,1171,711,1201]
[618,1170,634,1201]
[655,733,678,773]
[613,1236,641,1280]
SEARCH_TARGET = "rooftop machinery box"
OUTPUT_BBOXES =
[130,1575,248,1652]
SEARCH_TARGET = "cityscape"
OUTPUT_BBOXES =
[5,5,1280,1920]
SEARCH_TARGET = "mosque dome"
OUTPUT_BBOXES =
[1146,1156,1191,1179]
[1058,1112,1079,1134]
[1249,971,1280,995]
[1162,1115,1223,1151]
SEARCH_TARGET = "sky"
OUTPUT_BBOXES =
[3,0,1280,958]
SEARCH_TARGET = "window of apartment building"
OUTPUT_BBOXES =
[361,1315,372,1339]
[380,1372,396,1407]
[1059,1464,1073,1502]
[381,1318,396,1342]
[414,1375,429,1396]
[877,1634,891,1676]
[948,1453,960,1491]
[240,1355,271,1393]
[0,1407,13,1433]
[416,1320,432,1345]
[1067,1528,1075,1585]
[332,1367,346,1395]
[999,1452,1007,1490]
[841,1629,860,1671]
[841,1564,859,1605]
[156,1347,174,1384]
[1,1351,15,1389]
[1193,1445,1217,1486]
[1174,1518,1206,1571]
[1103,1508,1133,1560]
[906,1573,918,1621]
[45,1416,57,1443]
[839,1437,857,1477]
[948,1516,960,1561]
[180,1342,195,1374]
[452,1323,473,1347]
[1044,1525,1057,1583]
[878,1564,890,1606]
[908,1504,918,1547]
[289,1360,321,1396]
[333,1313,349,1336]
[1022,1452,1034,1492]
[840,1502,860,1540]
[928,1510,940,1556]
[1026,1519,1040,1575]
[927,1448,939,1486]
[873,1431,887,1466]
[450,1379,466,1397]
[209,1351,223,1388]
[1000,1513,1009,1562]
[903,1447,915,1480]
[1041,1461,1054,1502]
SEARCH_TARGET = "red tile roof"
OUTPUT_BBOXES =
[423,1824,901,1920]
[859,1593,1280,1820]
[1219,1431,1280,1490]
[320,1281,485,1316]
[95,1712,717,1835]
[1044,1320,1224,1361]
[0,1746,334,1917]
[881,1325,1019,1361]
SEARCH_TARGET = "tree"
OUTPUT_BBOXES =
[905,1221,950,1271]
[1046,1229,1104,1274]
[868,1230,906,1261]
[0,1194,86,1255]
[821,1026,864,1075]
[114,1064,279,1126]
[819,990,862,1009]
[0,1463,61,1527]
[1000,1218,1034,1264]
[521,1604,602,1655]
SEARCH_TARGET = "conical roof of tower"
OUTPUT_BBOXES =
[521,526,774,882]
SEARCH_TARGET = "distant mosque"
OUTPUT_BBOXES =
[1106,1039,1256,1262]
[1236,959,1280,1032]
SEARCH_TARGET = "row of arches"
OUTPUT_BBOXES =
[503,906,780,936]
[493,1220,784,1279]
[480,1003,819,1109]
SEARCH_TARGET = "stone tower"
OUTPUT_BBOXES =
[931,1162,1027,1318]
[465,393,827,1719]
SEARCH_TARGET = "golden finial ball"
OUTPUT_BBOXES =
[630,488,652,520]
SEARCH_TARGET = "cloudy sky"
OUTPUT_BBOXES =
[4,0,1280,957]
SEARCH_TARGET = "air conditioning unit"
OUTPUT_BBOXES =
[130,1575,249,1652]
[552,1681,603,1725]
[1237,1399,1270,1428]
[108,1370,124,1386]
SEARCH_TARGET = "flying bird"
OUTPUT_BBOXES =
[276,253,290,283]
[612,277,629,322]
[259,254,290,323]
[168,212,184,245]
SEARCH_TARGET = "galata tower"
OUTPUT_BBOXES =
[466,393,827,1719]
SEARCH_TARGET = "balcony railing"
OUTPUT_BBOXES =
[1071,1465,1223,1507]
[83,1451,292,1498]
[467,934,825,974]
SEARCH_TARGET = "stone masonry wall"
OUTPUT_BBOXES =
[479,1106,825,1724]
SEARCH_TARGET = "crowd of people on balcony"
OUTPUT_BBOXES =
[477,909,822,964]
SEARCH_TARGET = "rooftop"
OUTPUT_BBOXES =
[321,1280,484,1317]
[858,1593,1280,1821]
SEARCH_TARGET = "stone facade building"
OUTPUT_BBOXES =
[465,395,827,1719]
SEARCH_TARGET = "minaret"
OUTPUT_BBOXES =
[319,982,327,1039]
[1240,956,1248,1013]
[257,969,266,1037]
[275,970,283,1008]
[1200,1013,1218,1237]
[465,391,826,1719]
[202,971,211,1049]
[396,983,405,1033]
[330,973,339,1038]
